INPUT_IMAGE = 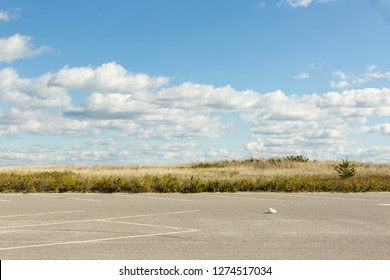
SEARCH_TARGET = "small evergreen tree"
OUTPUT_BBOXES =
[335,159,356,179]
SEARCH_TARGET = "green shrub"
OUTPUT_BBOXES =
[152,174,181,193]
[286,155,309,162]
[91,176,130,193]
[335,159,356,179]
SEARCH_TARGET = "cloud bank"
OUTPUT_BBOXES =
[1,62,390,165]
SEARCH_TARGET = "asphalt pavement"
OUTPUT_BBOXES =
[0,192,389,259]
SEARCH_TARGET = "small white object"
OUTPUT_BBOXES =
[267,207,277,214]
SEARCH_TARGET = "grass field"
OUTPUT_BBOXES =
[0,157,389,193]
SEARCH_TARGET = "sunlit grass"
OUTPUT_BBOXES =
[0,158,389,193]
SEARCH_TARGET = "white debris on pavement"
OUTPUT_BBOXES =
[267,208,278,214]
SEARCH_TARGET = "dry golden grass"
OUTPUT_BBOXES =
[1,158,389,193]
[1,159,389,178]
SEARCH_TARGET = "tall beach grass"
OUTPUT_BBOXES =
[0,158,389,193]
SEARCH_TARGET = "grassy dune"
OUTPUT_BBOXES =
[0,158,389,193]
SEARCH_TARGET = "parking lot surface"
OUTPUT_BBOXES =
[0,192,389,259]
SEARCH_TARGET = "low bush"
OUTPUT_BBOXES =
[286,155,309,162]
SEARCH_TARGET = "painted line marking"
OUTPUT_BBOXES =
[0,229,199,252]
[0,210,85,219]
[0,210,200,230]
[278,194,380,202]
[97,219,189,231]
[68,197,102,202]
[377,204,390,206]
[28,194,59,198]
[0,199,11,202]
[28,194,101,202]
[358,192,390,197]
[202,194,285,202]
[260,219,305,222]
[120,194,193,202]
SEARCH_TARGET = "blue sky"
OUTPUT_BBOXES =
[1,0,390,166]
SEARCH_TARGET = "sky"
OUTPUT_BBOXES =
[1,0,390,166]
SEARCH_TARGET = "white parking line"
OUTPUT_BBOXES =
[28,194,59,198]
[0,210,200,230]
[0,199,11,202]
[260,219,305,222]
[28,194,102,202]
[377,204,390,206]
[122,194,193,202]
[69,197,102,202]
[202,194,285,202]
[0,229,199,252]
[97,219,189,231]
[280,194,380,202]
[0,210,85,219]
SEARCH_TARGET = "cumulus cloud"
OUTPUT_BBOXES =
[0,67,70,108]
[0,107,90,137]
[51,62,170,93]
[12,137,241,166]
[65,92,232,139]
[2,62,390,164]
[318,88,390,121]
[0,34,52,63]
[152,82,260,111]
[244,87,390,160]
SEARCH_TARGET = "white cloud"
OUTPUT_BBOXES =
[2,62,390,164]
[357,65,390,82]
[0,34,52,63]
[8,138,241,166]
[153,82,260,111]
[278,0,337,8]
[331,66,390,89]
[340,146,390,163]
[61,71,260,139]
[0,10,10,21]
[279,0,313,8]
[294,72,310,80]
[65,92,231,139]
[0,67,70,109]
[363,123,390,135]
[0,107,90,137]
[51,62,169,93]
[244,87,390,160]
[0,8,21,22]
[330,70,349,88]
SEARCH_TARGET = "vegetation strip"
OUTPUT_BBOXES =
[1,158,389,193]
